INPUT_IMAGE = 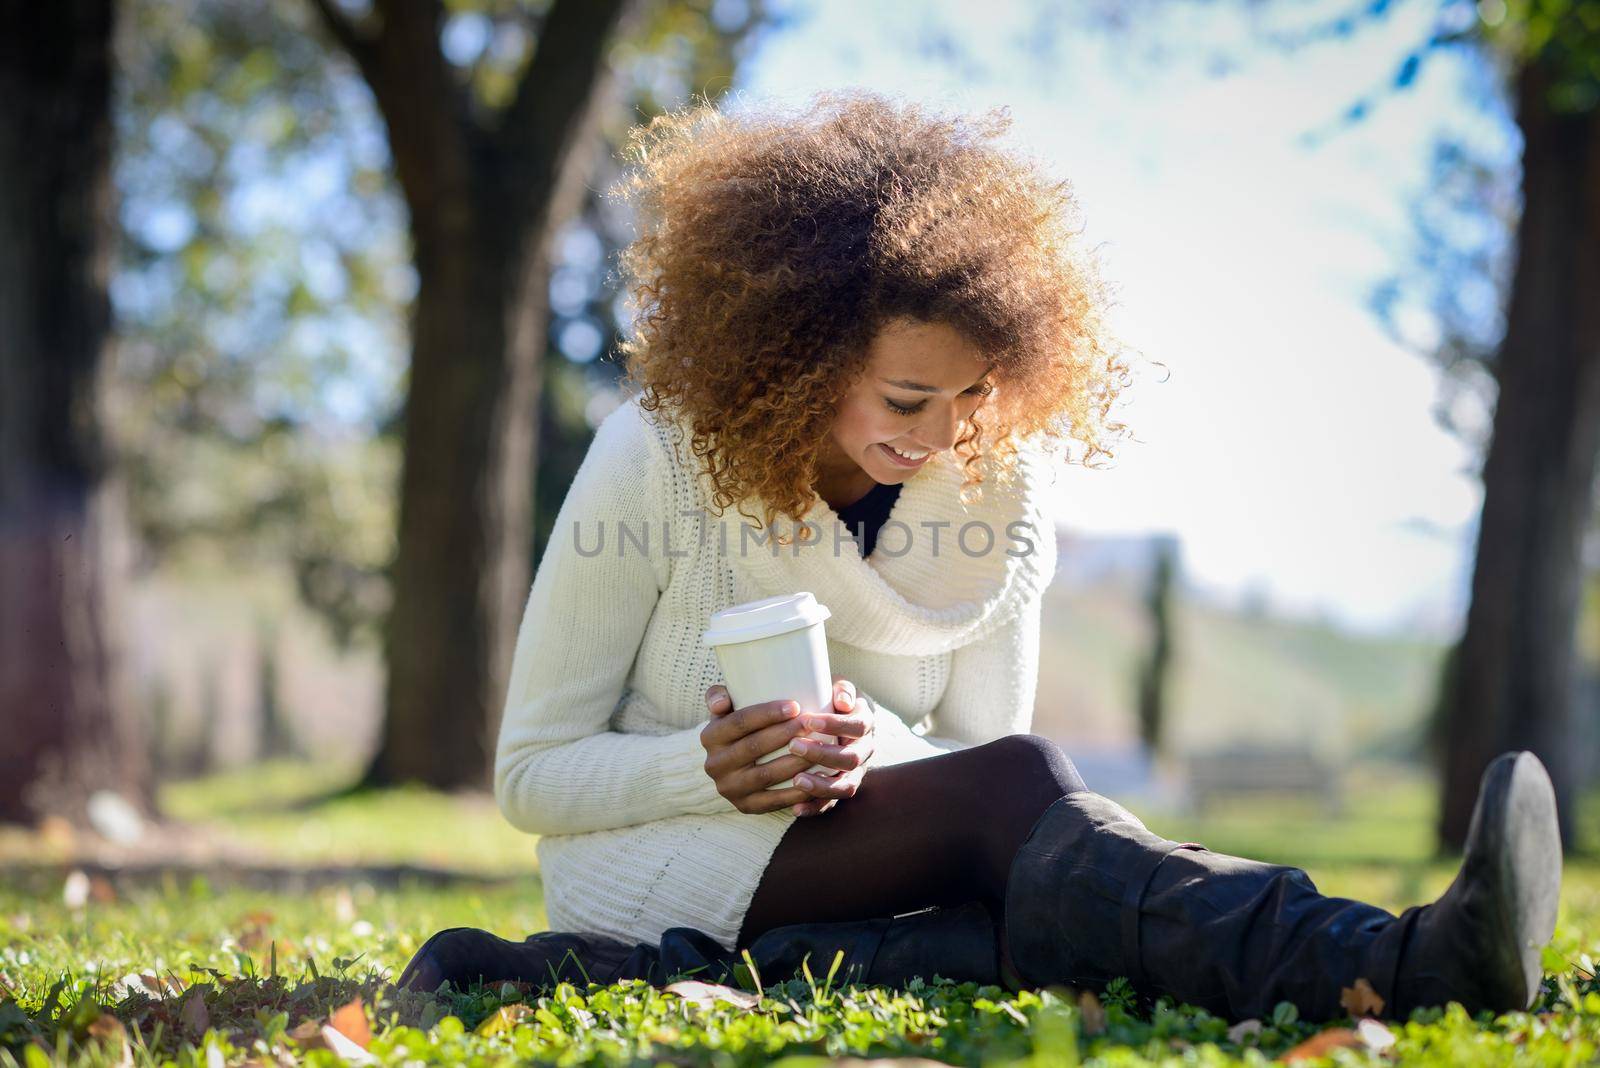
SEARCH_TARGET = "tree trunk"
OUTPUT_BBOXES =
[348,0,630,789]
[0,0,155,826]
[1437,56,1600,853]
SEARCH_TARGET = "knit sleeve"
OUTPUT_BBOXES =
[919,587,1044,750]
[493,400,734,837]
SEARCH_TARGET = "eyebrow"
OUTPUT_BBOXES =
[879,363,996,393]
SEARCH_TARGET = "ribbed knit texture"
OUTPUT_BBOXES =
[494,392,1059,950]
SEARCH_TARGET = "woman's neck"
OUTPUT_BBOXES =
[814,440,883,512]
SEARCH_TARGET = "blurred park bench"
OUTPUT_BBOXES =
[1184,743,1345,817]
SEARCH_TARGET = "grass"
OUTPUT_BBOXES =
[5,760,1600,1065]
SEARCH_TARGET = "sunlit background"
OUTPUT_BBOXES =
[7,0,1597,878]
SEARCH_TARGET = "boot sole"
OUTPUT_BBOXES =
[1473,751,1563,1008]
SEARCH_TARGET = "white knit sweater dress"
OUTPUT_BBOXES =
[493,392,1059,951]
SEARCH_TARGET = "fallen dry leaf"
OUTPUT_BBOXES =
[476,1004,535,1036]
[1280,1027,1365,1062]
[87,1014,127,1042]
[1340,977,1385,1017]
[1077,990,1106,1035]
[179,988,210,1038]
[286,1019,322,1043]
[328,997,372,1049]
[318,1024,375,1064]
[1227,1018,1263,1043]
[235,910,276,951]
[663,980,761,1010]
[87,1013,132,1068]
[1357,1017,1397,1051]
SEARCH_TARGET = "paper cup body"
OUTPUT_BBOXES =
[702,593,839,789]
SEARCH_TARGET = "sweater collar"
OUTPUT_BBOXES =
[677,418,1058,657]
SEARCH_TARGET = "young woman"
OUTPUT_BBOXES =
[397,90,1562,1024]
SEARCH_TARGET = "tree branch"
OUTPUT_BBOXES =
[490,0,633,221]
[304,0,383,89]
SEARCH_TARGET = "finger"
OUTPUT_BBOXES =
[797,709,873,739]
[722,751,818,796]
[704,717,813,777]
[785,737,865,773]
[703,698,801,751]
[833,679,857,712]
[705,685,733,716]
[794,768,860,800]
[793,797,838,818]
[739,783,816,815]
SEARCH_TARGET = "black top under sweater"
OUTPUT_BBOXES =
[833,481,903,559]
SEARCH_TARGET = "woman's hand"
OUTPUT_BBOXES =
[700,675,875,817]
[701,686,830,814]
[789,676,876,817]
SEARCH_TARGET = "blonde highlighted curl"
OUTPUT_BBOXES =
[606,88,1136,532]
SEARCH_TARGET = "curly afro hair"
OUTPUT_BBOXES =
[606,88,1135,532]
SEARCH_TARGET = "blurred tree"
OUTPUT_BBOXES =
[1332,0,1600,852]
[1091,0,1600,852]
[1136,535,1179,756]
[114,0,411,648]
[113,0,769,790]
[254,615,301,761]
[0,0,158,828]
[302,0,635,790]
[1432,4,1599,853]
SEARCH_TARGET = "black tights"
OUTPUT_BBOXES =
[736,734,1088,944]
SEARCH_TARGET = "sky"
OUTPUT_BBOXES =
[733,0,1514,639]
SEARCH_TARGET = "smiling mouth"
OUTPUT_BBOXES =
[878,443,932,467]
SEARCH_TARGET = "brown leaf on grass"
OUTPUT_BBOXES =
[87,1012,127,1044]
[286,1019,322,1043]
[179,988,210,1038]
[87,1013,132,1068]
[287,1014,376,1065]
[1356,1017,1397,1051]
[140,973,183,998]
[236,910,276,951]
[663,980,761,1010]
[1279,1027,1364,1062]
[89,875,117,904]
[328,997,372,1049]
[475,1004,534,1036]
[1227,1018,1263,1043]
[1339,977,1385,1017]
[1077,990,1106,1035]
[318,1024,375,1064]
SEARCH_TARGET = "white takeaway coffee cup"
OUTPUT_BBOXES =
[700,591,842,791]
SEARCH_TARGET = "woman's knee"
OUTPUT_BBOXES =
[973,734,1088,801]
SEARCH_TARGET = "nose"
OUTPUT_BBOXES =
[915,403,963,453]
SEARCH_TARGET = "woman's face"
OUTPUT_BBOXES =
[816,318,995,498]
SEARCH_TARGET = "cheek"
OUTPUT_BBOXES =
[836,403,896,451]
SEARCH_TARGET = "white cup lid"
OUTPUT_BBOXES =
[700,592,832,647]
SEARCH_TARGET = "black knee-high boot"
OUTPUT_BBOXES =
[396,899,1003,994]
[1001,750,1562,1023]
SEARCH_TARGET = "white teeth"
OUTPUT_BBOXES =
[887,445,929,460]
